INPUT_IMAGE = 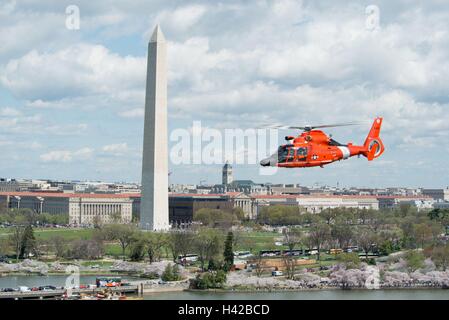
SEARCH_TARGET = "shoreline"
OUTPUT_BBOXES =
[2,272,449,293]
[0,271,152,278]
[189,285,449,293]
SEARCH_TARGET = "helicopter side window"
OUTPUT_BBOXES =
[297,147,307,157]
[329,138,346,147]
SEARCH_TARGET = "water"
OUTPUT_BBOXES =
[0,275,138,289]
[1,275,448,299]
[143,289,449,300]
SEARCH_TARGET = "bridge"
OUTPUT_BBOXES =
[0,285,139,300]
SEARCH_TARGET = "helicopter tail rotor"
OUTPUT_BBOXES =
[363,117,384,161]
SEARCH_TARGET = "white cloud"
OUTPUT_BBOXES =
[118,108,144,118]
[0,107,21,116]
[0,109,41,129]
[155,4,207,32]
[102,143,128,155]
[1,44,146,101]
[40,147,94,163]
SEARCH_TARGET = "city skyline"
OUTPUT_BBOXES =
[1,1,449,188]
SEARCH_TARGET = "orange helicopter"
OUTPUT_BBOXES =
[260,117,384,168]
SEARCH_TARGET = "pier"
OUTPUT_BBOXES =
[0,285,139,300]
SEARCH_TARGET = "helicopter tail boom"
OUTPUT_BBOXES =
[362,117,384,161]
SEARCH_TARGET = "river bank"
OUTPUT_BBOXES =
[0,259,187,278]
[192,285,449,293]
[1,273,449,298]
[3,258,449,294]
[142,289,449,300]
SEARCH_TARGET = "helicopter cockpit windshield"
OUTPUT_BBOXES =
[260,146,308,166]
[277,146,308,163]
[278,146,289,163]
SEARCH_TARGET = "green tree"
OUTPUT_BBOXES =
[378,239,394,256]
[400,217,417,249]
[404,250,425,272]
[232,207,245,221]
[356,229,378,259]
[9,226,26,262]
[19,225,36,259]
[319,208,337,225]
[398,203,413,217]
[413,223,433,248]
[282,254,296,279]
[307,223,330,261]
[194,208,238,227]
[194,227,224,271]
[427,245,449,271]
[50,235,68,258]
[129,232,146,261]
[331,223,353,249]
[0,237,10,257]
[102,224,137,260]
[336,252,361,269]
[223,231,234,271]
[193,270,227,289]
[168,230,195,263]
[161,263,182,281]
[66,239,104,259]
[368,211,386,232]
[257,205,303,225]
[145,232,167,263]
[356,209,375,225]
[283,227,302,251]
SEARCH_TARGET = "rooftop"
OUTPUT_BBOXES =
[0,192,432,200]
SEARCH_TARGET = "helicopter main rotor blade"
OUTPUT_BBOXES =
[258,121,363,130]
[307,122,363,129]
[256,124,290,129]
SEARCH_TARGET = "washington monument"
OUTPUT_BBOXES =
[140,25,169,230]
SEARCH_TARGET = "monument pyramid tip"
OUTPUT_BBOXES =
[150,24,165,43]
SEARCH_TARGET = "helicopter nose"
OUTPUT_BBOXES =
[260,157,271,166]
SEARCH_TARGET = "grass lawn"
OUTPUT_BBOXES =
[33,228,96,241]
[236,231,286,253]
[105,243,123,257]
[0,227,95,241]
[1,227,305,259]
[0,228,12,237]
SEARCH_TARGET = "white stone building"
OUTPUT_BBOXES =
[249,194,380,218]
[0,192,134,226]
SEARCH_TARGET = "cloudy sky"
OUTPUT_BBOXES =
[1,0,448,188]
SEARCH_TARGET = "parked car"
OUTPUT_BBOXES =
[19,286,31,292]
[272,270,283,277]
[39,285,57,291]
[1,288,16,292]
